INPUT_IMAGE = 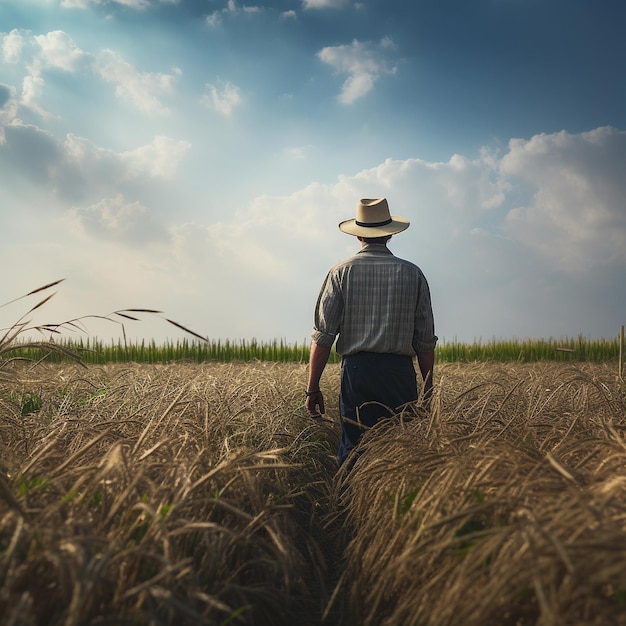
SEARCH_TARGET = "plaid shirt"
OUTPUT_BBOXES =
[311,243,437,356]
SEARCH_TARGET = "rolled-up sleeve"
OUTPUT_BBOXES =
[311,271,343,347]
[412,273,438,353]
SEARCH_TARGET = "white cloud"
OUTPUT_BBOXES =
[34,30,91,73]
[0,84,18,139]
[60,133,190,189]
[64,194,170,244]
[206,12,222,27]
[60,0,178,8]
[21,74,48,117]
[500,127,626,269]
[317,38,398,104]
[107,0,151,7]
[3,30,177,116]
[120,135,191,179]
[94,49,177,114]
[201,80,241,116]
[60,0,96,7]
[1,29,24,64]
[303,0,349,8]
[206,0,262,25]
[227,0,262,13]
[339,72,374,104]
[2,31,84,118]
[12,31,92,117]
[0,117,189,202]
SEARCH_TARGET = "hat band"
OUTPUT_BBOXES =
[355,218,392,228]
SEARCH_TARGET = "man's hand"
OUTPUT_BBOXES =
[306,342,331,419]
[306,390,325,418]
[417,350,435,411]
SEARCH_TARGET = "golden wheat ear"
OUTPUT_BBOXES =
[0,279,65,310]
[164,317,208,342]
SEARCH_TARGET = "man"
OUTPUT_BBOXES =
[305,197,437,466]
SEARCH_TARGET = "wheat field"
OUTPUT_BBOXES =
[1,360,626,625]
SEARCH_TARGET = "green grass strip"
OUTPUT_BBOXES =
[4,335,621,364]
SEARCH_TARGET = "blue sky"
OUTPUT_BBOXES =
[1,0,625,345]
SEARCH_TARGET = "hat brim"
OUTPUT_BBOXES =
[338,216,410,237]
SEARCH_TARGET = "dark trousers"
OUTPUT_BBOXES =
[338,352,418,466]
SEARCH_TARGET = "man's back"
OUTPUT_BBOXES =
[312,243,436,357]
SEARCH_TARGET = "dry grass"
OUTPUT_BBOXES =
[1,361,626,625]
[333,362,626,626]
[0,362,340,626]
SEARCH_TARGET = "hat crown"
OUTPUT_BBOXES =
[338,197,409,236]
[356,198,391,226]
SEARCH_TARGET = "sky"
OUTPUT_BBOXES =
[1,0,625,346]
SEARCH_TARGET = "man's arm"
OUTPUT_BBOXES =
[306,342,332,417]
[417,350,435,403]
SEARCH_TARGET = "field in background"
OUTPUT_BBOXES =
[2,360,626,625]
[3,280,622,365]
[6,334,623,365]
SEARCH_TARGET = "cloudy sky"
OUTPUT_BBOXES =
[1,0,625,346]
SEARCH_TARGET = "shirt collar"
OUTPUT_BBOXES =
[357,243,393,255]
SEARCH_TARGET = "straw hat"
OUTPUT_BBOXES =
[338,198,410,237]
